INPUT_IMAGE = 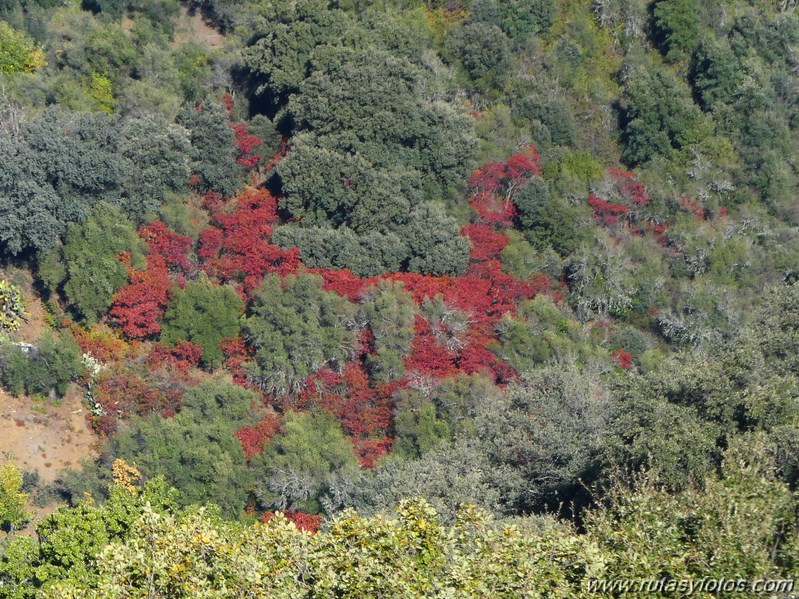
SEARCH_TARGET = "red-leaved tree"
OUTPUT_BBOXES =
[110,254,172,338]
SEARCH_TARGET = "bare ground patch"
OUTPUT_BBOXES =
[0,384,97,485]
[172,5,226,49]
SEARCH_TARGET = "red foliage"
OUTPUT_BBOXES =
[469,191,516,227]
[608,167,650,206]
[612,349,633,370]
[172,340,203,366]
[468,146,541,199]
[199,187,300,295]
[91,414,118,437]
[221,92,235,114]
[679,197,707,219]
[587,194,630,226]
[201,191,226,213]
[221,336,253,385]
[139,221,192,272]
[236,413,281,460]
[110,254,172,338]
[353,437,393,469]
[306,363,394,442]
[405,316,457,377]
[287,363,394,467]
[147,340,203,373]
[461,224,508,262]
[310,268,375,301]
[93,372,170,419]
[356,327,375,356]
[261,509,323,533]
[232,122,263,168]
[71,325,129,363]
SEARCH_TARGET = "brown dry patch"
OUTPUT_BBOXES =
[0,384,97,485]
[172,5,226,49]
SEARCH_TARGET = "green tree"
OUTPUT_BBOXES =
[475,364,611,512]
[243,273,356,396]
[514,177,583,256]
[514,92,575,146]
[0,462,28,532]
[472,0,555,44]
[0,109,128,256]
[690,37,741,111]
[359,280,416,381]
[44,203,146,324]
[273,225,408,276]
[620,64,708,165]
[252,410,359,513]
[277,134,422,233]
[444,22,512,91]
[177,101,243,196]
[289,45,474,192]
[110,381,257,516]
[240,0,356,111]
[160,278,243,368]
[119,115,191,219]
[0,280,26,333]
[337,439,518,523]
[588,436,799,582]
[0,20,44,74]
[0,331,83,399]
[392,373,499,459]
[399,203,471,276]
[652,0,702,61]
[0,470,178,593]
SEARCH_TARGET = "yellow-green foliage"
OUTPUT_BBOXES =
[0,462,29,531]
[88,72,115,113]
[0,280,26,333]
[0,21,45,74]
[44,498,602,598]
[4,438,797,598]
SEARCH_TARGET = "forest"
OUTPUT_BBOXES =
[0,0,798,595]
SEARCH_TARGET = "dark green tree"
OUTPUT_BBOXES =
[514,92,575,146]
[336,439,518,523]
[0,332,82,399]
[690,37,741,111]
[399,203,471,276]
[118,116,191,219]
[41,203,147,324]
[177,101,243,196]
[444,22,512,91]
[240,0,357,111]
[652,0,703,61]
[277,134,421,233]
[359,280,417,382]
[620,65,708,165]
[514,177,583,256]
[475,364,611,512]
[0,109,125,256]
[393,373,500,459]
[272,225,408,276]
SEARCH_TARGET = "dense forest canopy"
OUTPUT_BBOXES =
[0,0,798,595]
